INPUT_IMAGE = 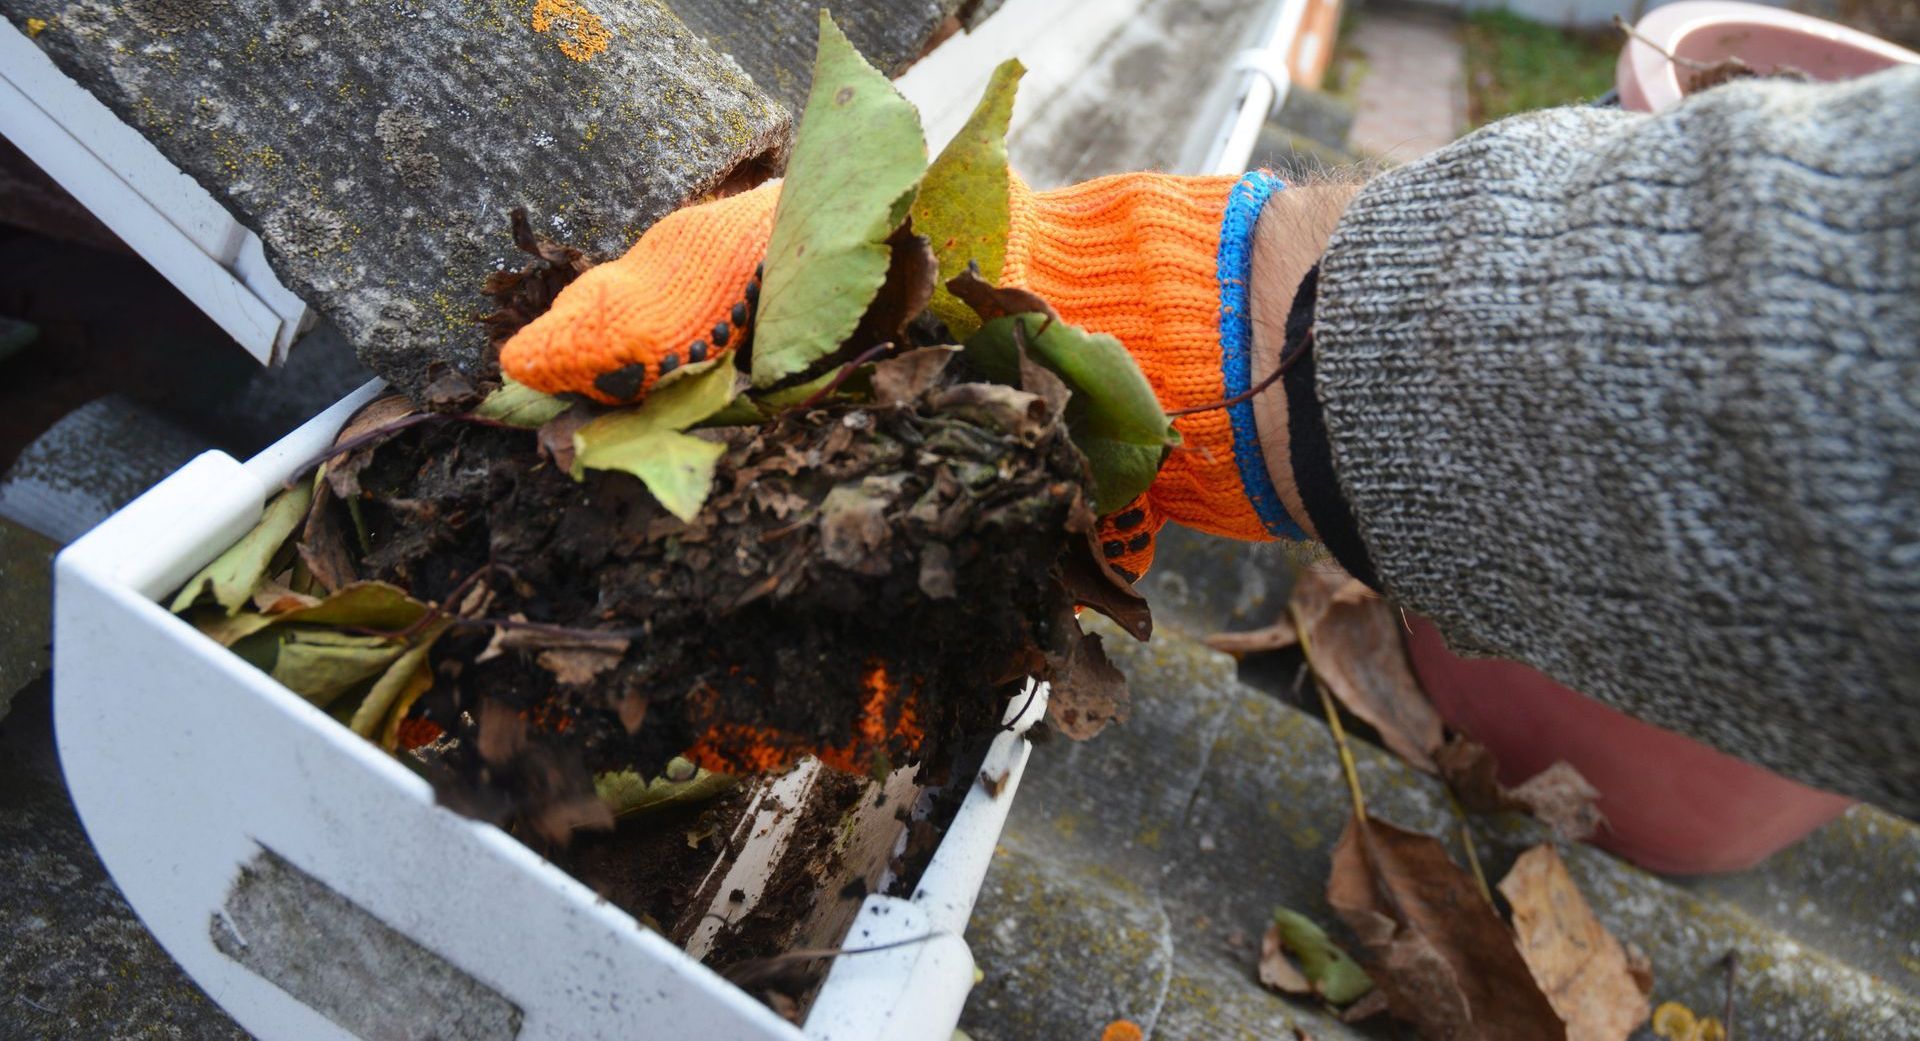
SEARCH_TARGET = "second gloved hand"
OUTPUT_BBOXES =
[500,169,1311,580]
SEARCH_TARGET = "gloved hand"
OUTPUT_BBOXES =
[500,170,1311,581]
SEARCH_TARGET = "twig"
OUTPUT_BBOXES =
[1448,792,1494,905]
[341,563,496,643]
[719,930,947,987]
[1166,328,1312,418]
[286,411,518,489]
[796,342,894,411]
[1613,15,1718,71]
[450,615,648,643]
[1723,950,1739,1041]
[1298,602,1368,821]
[1000,679,1044,732]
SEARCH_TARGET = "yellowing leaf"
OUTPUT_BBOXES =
[170,483,313,615]
[751,13,928,387]
[351,621,451,746]
[596,760,736,817]
[191,581,430,647]
[573,358,740,522]
[916,59,1023,338]
[473,377,569,427]
[260,630,405,709]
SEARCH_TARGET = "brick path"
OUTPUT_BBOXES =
[1345,4,1469,161]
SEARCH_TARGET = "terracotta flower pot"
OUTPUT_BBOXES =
[1398,0,1912,879]
[1405,615,1851,875]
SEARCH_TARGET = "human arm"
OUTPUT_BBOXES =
[1250,66,1920,814]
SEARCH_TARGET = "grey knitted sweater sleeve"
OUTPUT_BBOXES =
[1310,65,1920,815]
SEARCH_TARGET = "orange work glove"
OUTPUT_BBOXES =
[500,170,1306,580]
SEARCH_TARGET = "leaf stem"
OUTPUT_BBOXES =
[1612,14,1718,71]
[1298,601,1368,821]
[1723,950,1739,1041]
[451,615,648,643]
[1166,328,1311,418]
[795,342,893,411]
[1449,792,1494,905]
[286,411,520,489]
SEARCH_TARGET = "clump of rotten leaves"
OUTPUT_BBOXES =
[168,19,1164,850]
[1208,568,1725,1041]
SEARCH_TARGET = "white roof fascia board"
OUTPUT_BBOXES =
[0,20,310,364]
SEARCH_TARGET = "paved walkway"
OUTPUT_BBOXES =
[1344,4,1469,161]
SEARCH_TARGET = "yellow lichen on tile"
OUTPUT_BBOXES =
[25,16,50,37]
[529,0,608,62]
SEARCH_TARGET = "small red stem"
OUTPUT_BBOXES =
[796,343,894,411]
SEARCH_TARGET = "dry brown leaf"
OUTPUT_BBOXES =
[1327,814,1566,1041]
[1499,845,1651,1041]
[617,691,648,734]
[298,477,358,594]
[1293,568,1443,773]
[1339,989,1390,1023]
[846,225,938,356]
[1437,736,1606,842]
[325,394,418,499]
[252,580,320,614]
[1202,620,1299,656]
[476,699,527,766]
[870,346,956,407]
[537,405,591,474]
[1044,625,1130,740]
[1059,527,1152,641]
[1016,345,1071,422]
[946,262,1057,323]
[537,646,624,686]
[1259,922,1313,996]
[1623,941,1654,997]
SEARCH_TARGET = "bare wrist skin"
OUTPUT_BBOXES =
[1249,183,1361,541]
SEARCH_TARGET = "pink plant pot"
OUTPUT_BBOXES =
[1405,615,1852,875]
[1617,0,1919,114]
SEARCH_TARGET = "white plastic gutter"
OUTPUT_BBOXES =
[1205,0,1313,175]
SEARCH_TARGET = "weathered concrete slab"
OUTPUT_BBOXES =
[6,0,790,395]
[962,842,1175,1040]
[0,395,209,543]
[671,0,972,114]
[963,614,1920,1039]
[0,681,247,1041]
[1678,805,1920,993]
[0,518,54,723]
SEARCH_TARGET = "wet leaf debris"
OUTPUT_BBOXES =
[167,14,1168,867]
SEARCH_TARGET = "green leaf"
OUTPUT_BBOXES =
[473,377,569,428]
[573,358,740,522]
[170,483,314,615]
[751,12,928,388]
[596,760,737,817]
[259,629,406,709]
[964,313,1177,512]
[1077,437,1165,515]
[700,397,774,427]
[1272,907,1374,1005]
[915,59,1023,339]
[351,621,450,746]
